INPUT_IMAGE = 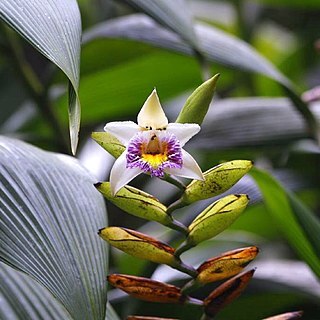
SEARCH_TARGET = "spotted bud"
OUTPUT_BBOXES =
[197,246,259,284]
[108,274,184,304]
[99,227,176,266]
[95,182,172,226]
[262,311,303,320]
[204,269,255,317]
[176,74,220,125]
[127,317,178,320]
[188,194,248,246]
[91,131,125,158]
[182,160,253,204]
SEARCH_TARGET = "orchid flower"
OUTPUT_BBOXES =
[104,89,204,195]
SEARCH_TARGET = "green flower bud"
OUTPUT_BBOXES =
[182,160,253,204]
[188,194,249,245]
[99,227,177,266]
[95,182,172,226]
[91,131,125,158]
[176,74,220,125]
[176,194,249,256]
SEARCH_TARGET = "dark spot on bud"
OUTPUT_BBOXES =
[94,182,102,188]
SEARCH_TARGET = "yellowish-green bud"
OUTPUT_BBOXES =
[91,131,125,158]
[187,194,249,246]
[99,227,176,266]
[182,160,253,204]
[95,182,172,226]
[176,74,220,125]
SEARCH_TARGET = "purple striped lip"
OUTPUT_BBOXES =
[126,130,183,177]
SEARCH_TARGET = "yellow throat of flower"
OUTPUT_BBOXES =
[141,134,168,168]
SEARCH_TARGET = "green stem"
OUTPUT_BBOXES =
[181,278,202,296]
[167,198,187,215]
[174,240,195,258]
[167,219,189,236]
[2,26,70,153]
[172,259,198,278]
[200,314,213,320]
[163,174,186,190]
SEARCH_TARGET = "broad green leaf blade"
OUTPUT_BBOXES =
[83,14,289,85]
[83,14,319,140]
[189,97,320,150]
[0,0,81,154]
[250,167,320,278]
[105,302,121,320]
[0,262,72,320]
[287,192,320,258]
[120,0,200,51]
[0,136,108,319]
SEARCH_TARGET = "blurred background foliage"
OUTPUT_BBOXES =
[1,0,320,319]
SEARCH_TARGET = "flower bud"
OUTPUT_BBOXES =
[108,274,183,304]
[91,131,125,158]
[188,194,249,245]
[204,269,255,317]
[262,311,303,320]
[95,182,172,226]
[176,74,220,125]
[127,317,178,320]
[99,227,176,266]
[182,160,253,204]
[196,246,259,284]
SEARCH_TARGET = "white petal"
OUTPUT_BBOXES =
[110,152,141,195]
[165,149,204,180]
[104,121,140,145]
[166,123,200,147]
[137,89,168,129]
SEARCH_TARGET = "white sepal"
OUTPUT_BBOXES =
[110,152,141,195]
[104,121,139,145]
[165,149,204,181]
[166,123,200,147]
[137,89,168,129]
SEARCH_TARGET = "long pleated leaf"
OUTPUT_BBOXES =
[0,136,108,319]
[0,0,81,154]
[120,0,200,51]
[83,14,288,85]
[250,167,320,279]
[83,14,318,140]
[0,262,72,320]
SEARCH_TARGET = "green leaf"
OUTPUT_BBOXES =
[120,0,200,51]
[176,74,220,125]
[250,167,320,278]
[83,14,319,141]
[92,132,125,158]
[0,262,72,320]
[0,0,82,154]
[0,136,108,319]
[105,302,121,320]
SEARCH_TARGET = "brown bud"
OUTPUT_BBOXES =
[204,269,255,317]
[197,246,259,284]
[263,311,303,320]
[108,274,184,304]
[127,316,178,320]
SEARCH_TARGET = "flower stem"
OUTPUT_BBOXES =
[167,219,189,236]
[167,198,187,215]
[174,240,195,259]
[163,174,186,190]
[181,278,202,296]
[172,259,198,278]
